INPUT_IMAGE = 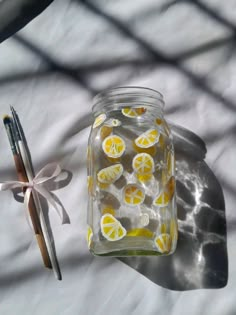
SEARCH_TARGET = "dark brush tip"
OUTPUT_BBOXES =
[3,115,12,124]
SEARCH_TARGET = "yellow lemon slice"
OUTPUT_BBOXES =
[87,176,94,195]
[122,107,146,118]
[87,226,93,248]
[97,164,123,184]
[123,184,145,206]
[107,157,121,164]
[159,134,165,149]
[100,125,113,140]
[102,207,115,216]
[101,214,126,241]
[170,219,178,241]
[135,128,159,148]
[97,182,110,190]
[93,113,106,128]
[160,223,167,234]
[154,233,171,253]
[153,191,170,207]
[133,141,157,156]
[136,173,153,183]
[132,153,154,174]
[155,117,163,125]
[154,176,175,206]
[166,176,175,201]
[126,228,153,238]
[102,135,126,158]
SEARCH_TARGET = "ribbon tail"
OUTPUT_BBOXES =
[24,187,34,230]
[34,185,64,223]
[0,181,27,191]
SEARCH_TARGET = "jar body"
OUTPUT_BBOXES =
[87,87,177,256]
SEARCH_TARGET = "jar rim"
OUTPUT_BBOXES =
[92,86,165,113]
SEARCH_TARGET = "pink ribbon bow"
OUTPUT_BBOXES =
[0,163,64,223]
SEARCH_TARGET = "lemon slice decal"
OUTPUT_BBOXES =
[126,228,153,238]
[160,223,167,234]
[93,113,106,128]
[166,176,175,201]
[159,134,165,149]
[97,164,123,184]
[153,176,175,207]
[153,191,170,207]
[102,135,126,158]
[139,213,150,226]
[133,141,157,156]
[154,233,171,253]
[102,207,115,216]
[87,176,94,195]
[105,119,121,127]
[101,214,126,241]
[170,219,178,241]
[132,153,154,174]
[100,125,113,140]
[123,184,145,206]
[97,182,109,190]
[136,173,153,183]
[155,117,163,125]
[135,128,159,148]
[122,107,146,118]
[87,226,93,248]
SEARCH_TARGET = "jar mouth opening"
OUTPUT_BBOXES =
[92,86,165,114]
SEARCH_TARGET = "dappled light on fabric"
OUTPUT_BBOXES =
[121,124,228,290]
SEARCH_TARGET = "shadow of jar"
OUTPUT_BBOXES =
[119,123,228,291]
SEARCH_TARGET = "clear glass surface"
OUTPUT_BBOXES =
[87,87,177,256]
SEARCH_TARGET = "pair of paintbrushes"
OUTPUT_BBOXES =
[3,107,61,280]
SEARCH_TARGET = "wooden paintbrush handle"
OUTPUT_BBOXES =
[14,155,52,269]
[35,234,52,268]
[28,194,52,268]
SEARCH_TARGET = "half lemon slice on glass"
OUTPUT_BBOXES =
[135,128,159,148]
[97,164,123,184]
[101,214,126,241]
[122,107,146,118]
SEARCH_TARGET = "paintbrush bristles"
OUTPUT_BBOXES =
[3,115,11,124]
[10,108,21,141]
[3,115,18,155]
[10,106,23,141]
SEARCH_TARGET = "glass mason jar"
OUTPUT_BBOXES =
[87,87,177,256]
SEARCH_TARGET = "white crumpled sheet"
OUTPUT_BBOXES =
[0,0,236,314]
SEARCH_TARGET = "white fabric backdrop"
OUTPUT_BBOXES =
[0,0,236,314]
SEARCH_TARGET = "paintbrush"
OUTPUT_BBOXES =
[10,107,61,280]
[3,115,52,269]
